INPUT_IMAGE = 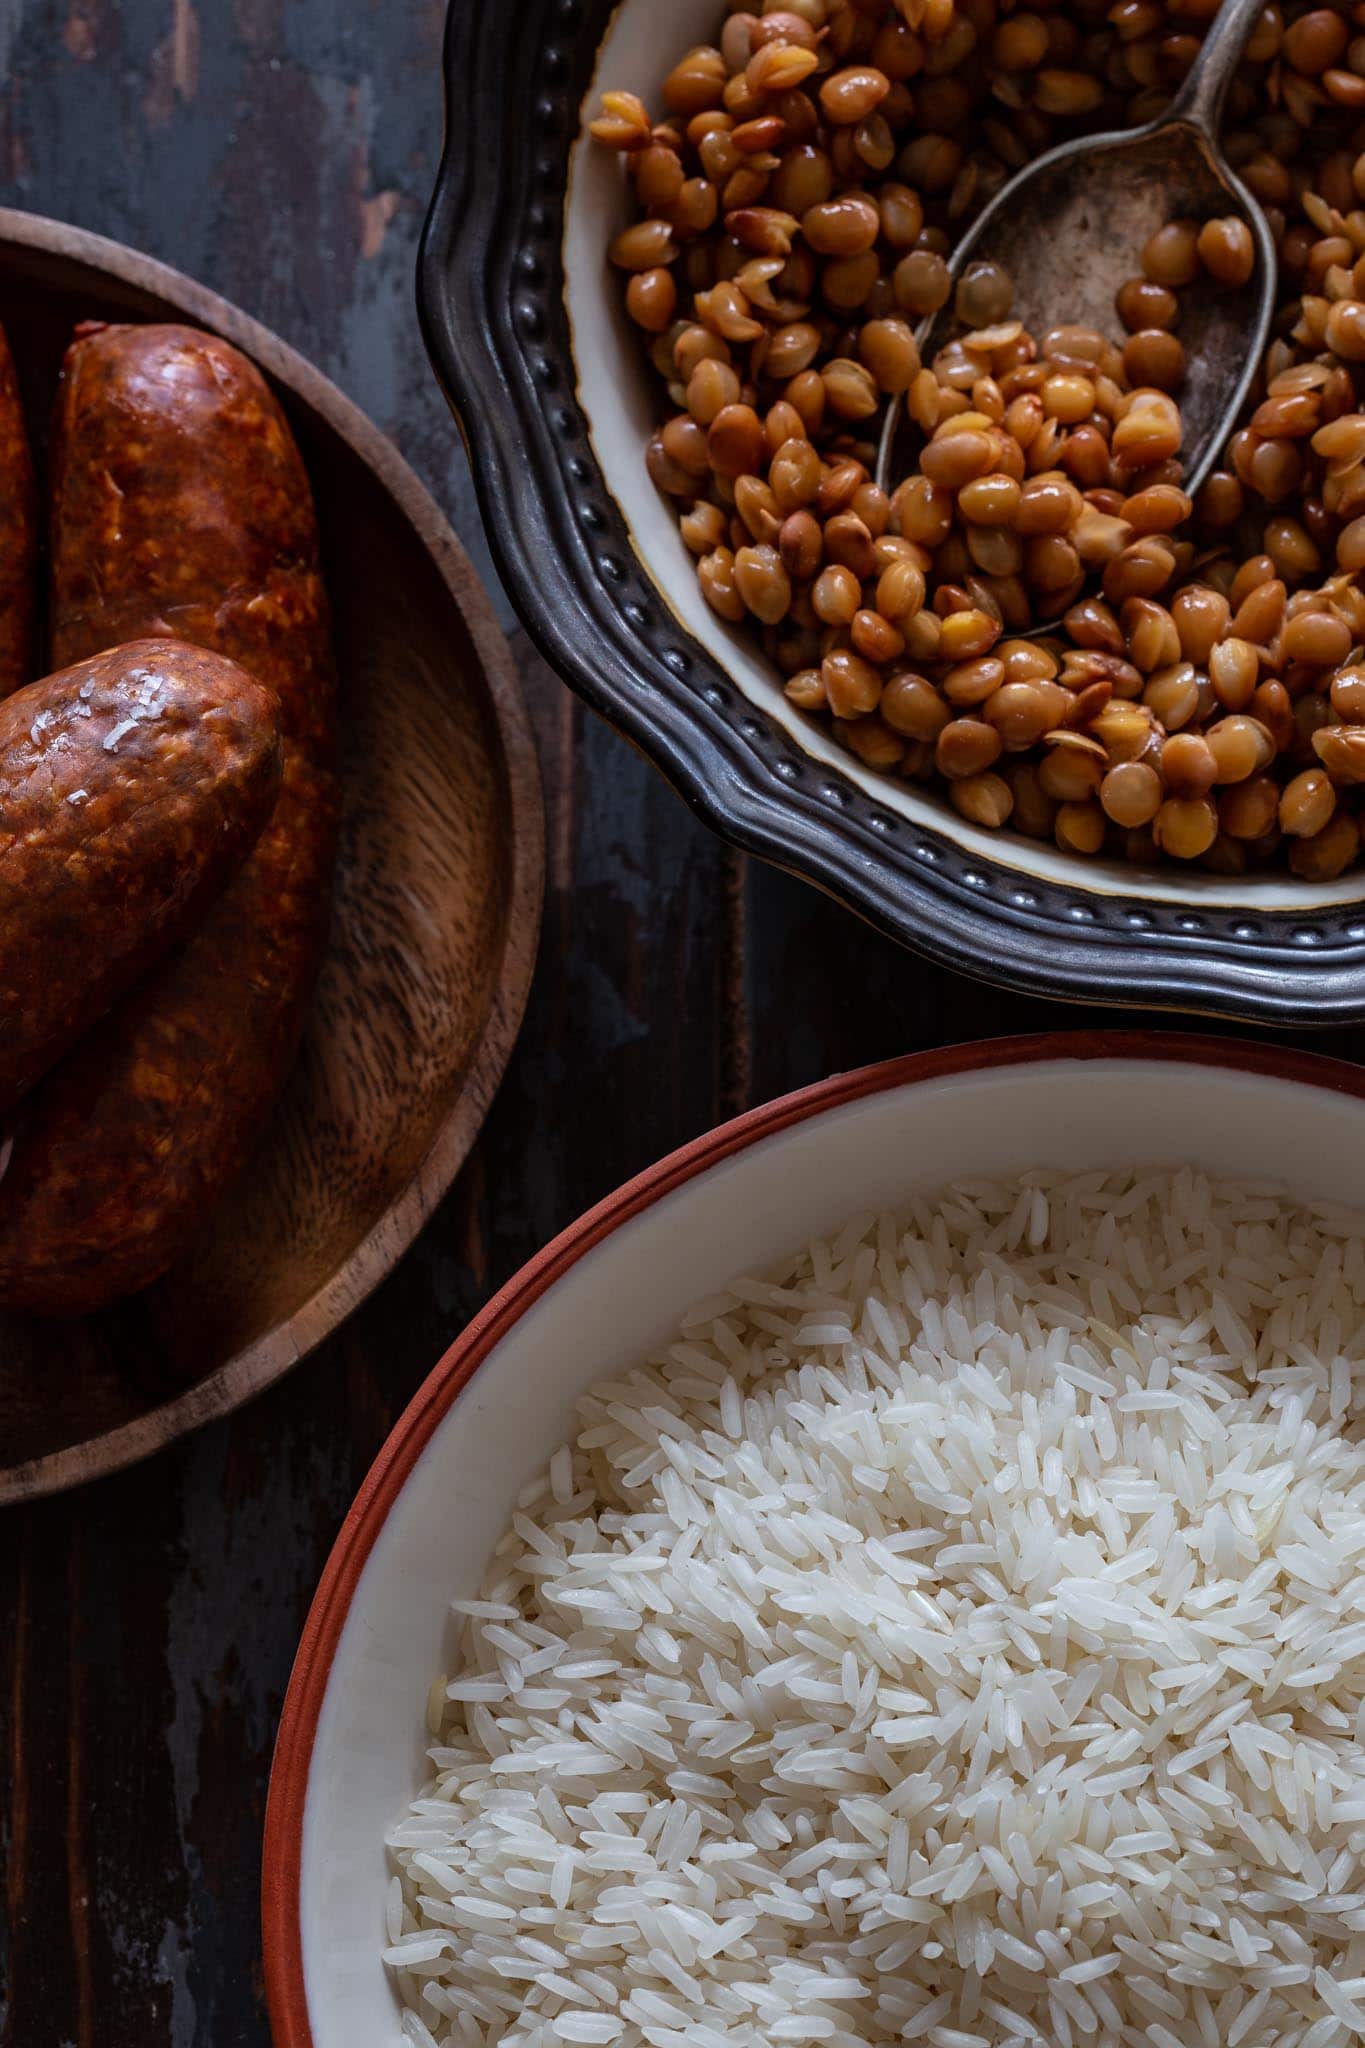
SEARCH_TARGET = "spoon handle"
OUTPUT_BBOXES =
[1163,0,1266,140]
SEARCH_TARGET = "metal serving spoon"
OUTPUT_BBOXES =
[875,0,1276,504]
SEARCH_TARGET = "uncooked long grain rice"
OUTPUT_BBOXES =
[385,1168,1365,2048]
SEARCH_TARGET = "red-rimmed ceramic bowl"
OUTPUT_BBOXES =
[263,1030,1365,2048]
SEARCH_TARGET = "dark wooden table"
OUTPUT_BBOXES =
[1,7,1360,2046]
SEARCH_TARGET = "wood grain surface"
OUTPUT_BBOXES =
[1,5,1362,2047]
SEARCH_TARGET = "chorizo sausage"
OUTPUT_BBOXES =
[0,323,338,1315]
[0,318,37,697]
[0,639,281,1115]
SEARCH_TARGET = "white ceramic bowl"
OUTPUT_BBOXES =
[561,0,1298,918]
[262,1032,1365,2046]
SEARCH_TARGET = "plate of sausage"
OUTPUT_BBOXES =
[0,208,544,1501]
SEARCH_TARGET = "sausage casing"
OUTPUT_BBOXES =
[0,638,281,1115]
[0,318,37,697]
[0,323,338,1315]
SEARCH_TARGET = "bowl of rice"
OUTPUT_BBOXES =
[265,1031,1365,2048]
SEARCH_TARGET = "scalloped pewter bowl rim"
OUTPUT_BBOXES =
[416,0,1365,1024]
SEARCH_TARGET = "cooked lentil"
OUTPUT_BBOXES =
[595,0,1365,877]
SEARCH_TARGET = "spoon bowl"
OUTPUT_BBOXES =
[876,0,1276,506]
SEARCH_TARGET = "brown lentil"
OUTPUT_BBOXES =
[1142,219,1201,287]
[784,667,828,712]
[1314,724,1365,784]
[852,608,906,663]
[1124,599,1181,674]
[1153,794,1219,859]
[936,717,1003,778]
[1101,759,1163,827]
[626,269,678,331]
[1280,765,1337,836]
[1231,577,1287,646]
[1055,799,1106,853]
[1121,484,1192,534]
[698,547,746,622]
[1290,809,1361,878]
[1281,609,1354,667]
[1144,663,1201,731]
[812,564,861,627]
[1197,216,1257,287]
[883,672,951,740]
[1252,680,1296,753]
[955,262,1014,328]
[1161,732,1218,798]
[779,509,823,581]
[895,250,953,318]
[1005,759,1057,838]
[1207,715,1275,783]
[820,66,891,125]
[1040,738,1105,803]
[950,770,1014,826]
[838,715,905,769]
[1283,10,1350,74]
[1197,471,1245,528]
[822,647,883,718]
[859,319,921,394]
[1220,775,1281,839]
[1116,277,1180,332]
[1122,330,1187,390]
[984,679,1069,748]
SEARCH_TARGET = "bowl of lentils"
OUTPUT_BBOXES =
[421,0,1365,1021]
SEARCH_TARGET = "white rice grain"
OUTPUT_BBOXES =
[385,1168,1365,2048]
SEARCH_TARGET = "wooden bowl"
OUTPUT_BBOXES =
[0,207,544,1504]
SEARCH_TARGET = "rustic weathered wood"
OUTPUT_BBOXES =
[0,211,543,1500]
[1,9,1363,2048]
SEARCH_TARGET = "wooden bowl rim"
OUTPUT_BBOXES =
[0,205,545,1505]
[259,1028,1365,2048]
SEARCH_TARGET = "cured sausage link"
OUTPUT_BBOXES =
[0,638,281,1116]
[0,324,338,1316]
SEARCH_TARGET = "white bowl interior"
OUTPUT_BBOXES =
[561,0,1359,915]
[297,1052,1365,2045]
